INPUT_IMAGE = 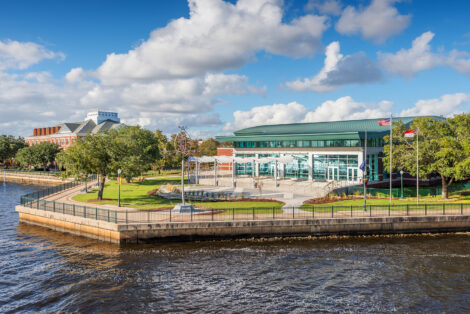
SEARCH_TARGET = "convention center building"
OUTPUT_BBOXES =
[215,117,430,184]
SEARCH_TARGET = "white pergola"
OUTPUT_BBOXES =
[188,155,295,187]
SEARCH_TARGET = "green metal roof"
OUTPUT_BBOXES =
[216,116,443,142]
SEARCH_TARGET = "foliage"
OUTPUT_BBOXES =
[197,138,219,156]
[58,126,160,199]
[110,126,159,182]
[382,115,470,198]
[15,141,60,169]
[0,135,27,165]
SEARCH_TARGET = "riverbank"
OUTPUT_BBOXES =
[14,180,470,244]
[3,171,67,185]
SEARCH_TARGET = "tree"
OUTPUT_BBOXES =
[58,132,113,200]
[15,142,60,169]
[0,135,27,166]
[382,115,470,199]
[198,138,219,156]
[110,126,160,182]
[58,127,160,199]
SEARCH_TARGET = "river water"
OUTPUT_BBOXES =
[1,182,470,312]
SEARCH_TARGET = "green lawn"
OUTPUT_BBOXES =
[72,177,284,210]
[301,192,470,209]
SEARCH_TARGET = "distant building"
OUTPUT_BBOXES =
[26,111,123,149]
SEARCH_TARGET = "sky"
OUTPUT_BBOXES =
[0,0,469,138]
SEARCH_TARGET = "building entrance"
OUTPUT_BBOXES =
[347,167,358,182]
[327,166,339,181]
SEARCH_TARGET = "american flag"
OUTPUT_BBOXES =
[378,118,391,126]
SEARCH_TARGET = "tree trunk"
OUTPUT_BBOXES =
[441,174,454,199]
[97,173,106,200]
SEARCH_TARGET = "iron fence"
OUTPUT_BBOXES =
[4,169,62,178]
[19,197,470,224]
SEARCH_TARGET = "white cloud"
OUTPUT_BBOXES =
[0,39,64,70]
[379,31,470,77]
[336,0,411,43]
[65,67,86,83]
[224,102,309,131]
[379,31,442,78]
[96,0,328,85]
[305,0,342,16]
[447,50,470,76]
[286,41,381,92]
[400,93,470,117]
[303,96,392,122]
[224,97,392,131]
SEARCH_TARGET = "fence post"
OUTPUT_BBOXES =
[388,204,391,216]
[232,208,234,221]
[406,204,409,216]
[212,208,214,221]
[53,201,55,212]
[108,209,110,222]
[73,204,75,216]
[443,203,445,215]
[272,207,275,220]
[63,202,65,213]
[253,207,255,220]
[461,203,463,215]
[331,206,334,218]
[313,206,315,219]
[126,210,128,224]
[369,205,372,217]
[169,208,172,222]
[84,206,86,218]
[96,207,98,220]
[351,205,353,217]
[425,204,427,216]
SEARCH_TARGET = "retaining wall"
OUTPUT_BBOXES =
[16,205,470,244]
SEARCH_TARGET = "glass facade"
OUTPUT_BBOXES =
[284,154,309,179]
[312,154,359,181]
[235,154,254,175]
[234,138,384,148]
[258,154,280,176]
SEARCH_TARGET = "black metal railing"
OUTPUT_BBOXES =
[4,169,62,178]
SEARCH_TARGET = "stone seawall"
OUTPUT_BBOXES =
[16,205,470,244]
[4,174,65,185]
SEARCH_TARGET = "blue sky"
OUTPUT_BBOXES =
[0,0,469,138]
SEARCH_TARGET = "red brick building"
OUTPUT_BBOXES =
[26,111,123,149]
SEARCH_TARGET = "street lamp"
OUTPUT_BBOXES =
[117,169,121,207]
[400,170,404,200]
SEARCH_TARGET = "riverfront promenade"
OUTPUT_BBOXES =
[15,181,470,243]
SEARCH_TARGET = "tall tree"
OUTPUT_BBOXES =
[110,126,160,182]
[383,115,470,198]
[58,127,160,199]
[0,135,27,166]
[58,132,113,200]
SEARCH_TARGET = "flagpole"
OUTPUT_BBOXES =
[390,113,393,203]
[417,127,419,205]
[364,129,367,211]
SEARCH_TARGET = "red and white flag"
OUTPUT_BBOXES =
[405,129,416,137]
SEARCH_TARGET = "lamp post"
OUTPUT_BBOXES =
[117,169,121,207]
[400,170,404,200]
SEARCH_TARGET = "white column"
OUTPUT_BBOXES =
[274,161,278,187]
[232,161,235,188]
[308,152,313,180]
